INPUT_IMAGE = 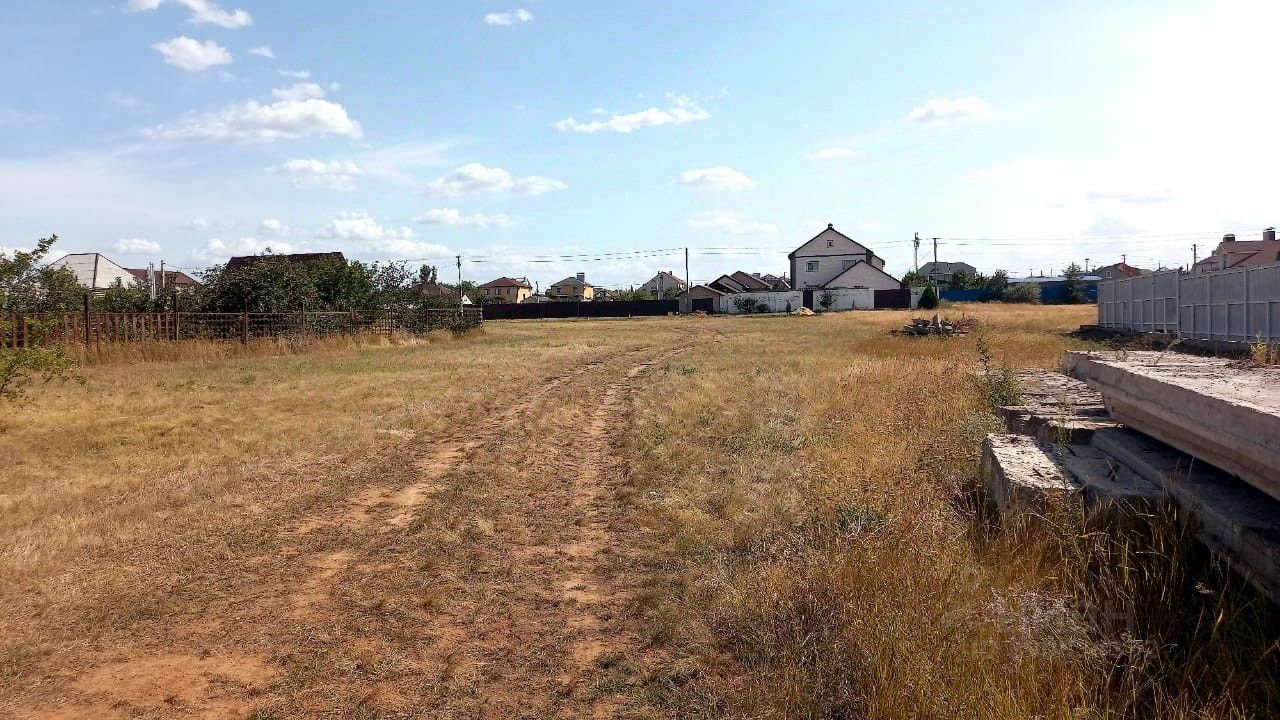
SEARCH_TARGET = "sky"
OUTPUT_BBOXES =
[1,0,1277,289]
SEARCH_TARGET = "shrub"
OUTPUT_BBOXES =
[918,284,939,310]
[819,290,835,311]
[0,317,80,402]
[1004,283,1041,304]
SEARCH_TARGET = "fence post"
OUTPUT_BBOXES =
[388,305,395,336]
[82,292,92,347]
[241,299,249,344]
[1244,266,1251,343]
[299,303,307,339]
[172,292,180,341]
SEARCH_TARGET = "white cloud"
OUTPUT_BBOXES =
[196,237,297,264]
[555,94,710,133]
[319,212,450,258]
[183,218,209,230]
[269,158,363,190]
[806,147,859,161]
[278,69,311,79]
[483,8,533,26]
[907,96,995,124]
[127,0,251,29]
[678,166,757,191]
[271,82,326,101]
[258,217,289,236]
[416,208,513,228]
[146,97,362,142]
[248,45,275,59]
[686,211,778,235]
[1085,189,1177,204]
[113,237,161,254]
[424,163,567,197]
[152,36,232,72]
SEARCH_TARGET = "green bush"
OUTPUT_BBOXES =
[918,284,939,310]
[1003,283,1041,304]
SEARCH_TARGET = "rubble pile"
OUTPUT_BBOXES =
[894,314,975,337]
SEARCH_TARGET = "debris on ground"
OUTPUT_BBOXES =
[893,313,976,336]
[790,307,816,316]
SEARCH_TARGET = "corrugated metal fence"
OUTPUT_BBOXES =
[3,307,482,348]
[1097,263,1280,342]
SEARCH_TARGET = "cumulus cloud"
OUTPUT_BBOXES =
[152,36,232,72]
[126,0,251,29]
[424,163,567,197]
[678,166,757,191]
[319,212,451,257]
[686,211,778,235]
[195,237,297,263]
[416,208,513,228]
[146,97,362,142]
[248,45,275,59]
[483,8,533,26]
[271,82,326,101]
[278,69,311,79]
[806,147,859,161]
[555,94,710,134]
[269,158,362,190]
[258,217,289,236]
[113,237,161,254]
[907,96,995,124]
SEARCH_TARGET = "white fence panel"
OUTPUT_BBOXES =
[1100,262,1280,342]
[717,291,803,314]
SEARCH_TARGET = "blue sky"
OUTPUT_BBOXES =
[1,0,1277,289]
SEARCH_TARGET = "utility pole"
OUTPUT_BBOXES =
[456,255,463,312]
[160,260,166,290]
[1084,257,1090,273]
[1192,243,1198,266]
[684,247,690,293]
[913,232,921,272]
[931,237,940,268]
[1122,253,1127,264]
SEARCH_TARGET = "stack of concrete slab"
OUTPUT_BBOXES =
[982,355,1280,604]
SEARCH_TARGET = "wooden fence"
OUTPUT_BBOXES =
[2,307,482,349]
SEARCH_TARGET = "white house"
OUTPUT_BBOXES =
[48,253,136,292]
[788,224,899,291]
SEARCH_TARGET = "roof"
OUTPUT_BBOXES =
[551,276,593,288]
[478,276,532,289]
[919,260,976,274]
[730,271,772,291]
[48,253,135,290]
[415,281,457,296]
[644,271,687,285]
[679,284,726,297]
[226,251,345,273]
[126,268,201,286]
[1092,261,1145,277]
[1224,241,1280,269]
[822,260,902,289]
[1011,275,1102,284]
[709,274,747,293]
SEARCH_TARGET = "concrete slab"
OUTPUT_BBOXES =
[996,369,1119,445]
[1064,351,1280,502]
[1092,427,1280,604]
[1055,443,1165,513]
[981,434,1078,516]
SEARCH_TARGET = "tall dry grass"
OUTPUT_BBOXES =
[626,305,1279,719]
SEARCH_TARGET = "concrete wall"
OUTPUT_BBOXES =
[713,288,919,313]
[717,291,804,314]
[1098,262,1280,341]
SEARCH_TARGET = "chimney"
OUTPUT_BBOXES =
[1265,227,1276,242]
[1223,233,1236,242]
[576,272,585,283]
[827,222,834,230]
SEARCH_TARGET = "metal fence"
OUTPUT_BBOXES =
[2,306,482,348]
[1097,263,1280,342]
[481,299,677,320]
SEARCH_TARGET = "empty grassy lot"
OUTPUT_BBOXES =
[2,305,1274,718]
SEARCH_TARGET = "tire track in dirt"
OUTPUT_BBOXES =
[11,333,703,718]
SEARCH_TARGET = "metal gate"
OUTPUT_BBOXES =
[691,298,714,313]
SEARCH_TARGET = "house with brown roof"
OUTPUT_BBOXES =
[548,273,594,301]
[1194,229,1280,274]
[639,271,687,298]
[225,251,345,273]
[1092,261,1146,281]
[477,276,533,303]
[126,267,201,290]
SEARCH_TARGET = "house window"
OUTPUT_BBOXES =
[827,238,834,248]
[806,261,819,272]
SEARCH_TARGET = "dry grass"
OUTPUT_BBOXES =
[625,304,1279,719]
[3,307,1276,717]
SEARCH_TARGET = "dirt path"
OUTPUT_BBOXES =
[13,334,698,719]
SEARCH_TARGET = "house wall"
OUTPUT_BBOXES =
[677,285,723,313]
[823,262,902,291]
[641,275,686,297]
[549,283,595,300]
[481,285,531,303]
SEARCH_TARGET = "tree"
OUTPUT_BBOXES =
[983,270,1009,300]
[819,289,835,311]
[918,284,939,310]
[901,270,929,287]
[1062,262,1088,304]
[0,236,81,402]
[418,265,439,285]
[947,271,974,291]
[97,278,158,313]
